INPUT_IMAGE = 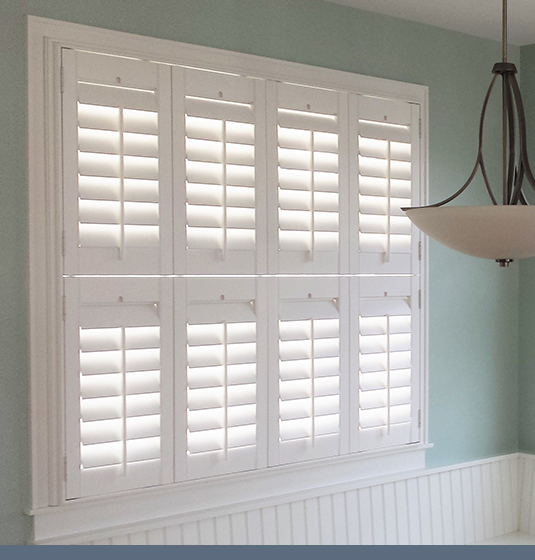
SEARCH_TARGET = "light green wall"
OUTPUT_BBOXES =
[518,44,535,453]
[0,0,521,544]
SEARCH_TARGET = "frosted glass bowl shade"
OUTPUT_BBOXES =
[405,205,535,260]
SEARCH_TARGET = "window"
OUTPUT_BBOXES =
[30,27,426,507]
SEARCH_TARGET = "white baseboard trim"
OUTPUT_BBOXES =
[33,452,520,545]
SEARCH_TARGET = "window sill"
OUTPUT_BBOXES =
[31,443,432,544]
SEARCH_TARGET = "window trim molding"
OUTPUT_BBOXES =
[28,15,429,513]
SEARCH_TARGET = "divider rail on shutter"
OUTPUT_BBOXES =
[64,277,174,498]
[62,50,173,275]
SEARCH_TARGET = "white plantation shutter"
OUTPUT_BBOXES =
[62,49,173,275]
[351,276,420,452]
[64,277,173,498]
[269,278,349,465]
[175,278,268,479]
[268,82,349,274]
[351,95,420,274]
[173,68,267,275]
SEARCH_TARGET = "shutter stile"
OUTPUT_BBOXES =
[65,277,173,498]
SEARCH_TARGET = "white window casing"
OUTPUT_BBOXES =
[28,17,428,516]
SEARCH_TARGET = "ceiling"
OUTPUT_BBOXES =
[323,0,535,46]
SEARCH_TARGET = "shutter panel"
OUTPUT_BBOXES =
[351,276,420,452]
[174,68,267,275]
[62,50,173,275]
[269,278,349,465]
[65,277,173,498]
[268,82,349,274]
[352,95,420,274]
[175,278,268,479]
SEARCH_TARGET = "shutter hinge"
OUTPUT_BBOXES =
[62,295,66,321]
[64,457,68,481]
[418,241,422,261]
[418,289,422,309]
[60,66,64,94]
[418,409,422,428]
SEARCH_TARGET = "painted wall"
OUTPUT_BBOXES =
[0,0,521,544]
[518,45,535,454]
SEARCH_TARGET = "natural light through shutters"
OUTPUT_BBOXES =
[185,97,256,254]
[186,318,257,471]
[358,118,412,261]
[79,310,162,476]
[77,85,160,255]
[358,296,412,450]
[277,105,340,258]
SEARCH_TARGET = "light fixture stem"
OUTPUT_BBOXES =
[503,0,507,63]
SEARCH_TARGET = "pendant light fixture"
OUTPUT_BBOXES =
[403,0,535,267]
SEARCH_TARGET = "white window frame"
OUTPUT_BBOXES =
[28,15,430,535]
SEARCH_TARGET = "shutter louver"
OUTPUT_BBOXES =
[353,276,420,452]
[354,96,419,274]
[270,278,349,465]
[270,83,348,274]
[63,50,172,275]
[176,278,267,479]
[178,69,266,275]
[65,278,173,498]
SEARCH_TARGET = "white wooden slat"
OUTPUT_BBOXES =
[345,489,361,545]
[147,528,166,545]
[276,504,293,545]
[215,515,232,545]
[428,474,443,545]
[92,538,111,545]
[406,478,421,545]
[332,492,348,545]
[164,525,183,545]
[491,461,505,538]
[290,501,307,546]
[110,535,129,545]
[512,456,521,531]
[370,485,386,545]
[246,510,263,545]
[439,472,454,545]
[520,456,533,534]
[418,476,433,545]
[319,495,335,545]
[383,482,398,545]
[129,531,148,545]
[305,498,321,546]
[358,487,374,545]
[528,458,535,536]
[481,463,495,540]
[394,480,410,545]
[261,507,278,545]
[471,465,486,543]
[231,512,248,545]
[460,467,475,545]
[450,469,465,545]
[182,521,200,545]
[198,518,216,545]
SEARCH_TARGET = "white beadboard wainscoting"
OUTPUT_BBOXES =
[32,452,525,545]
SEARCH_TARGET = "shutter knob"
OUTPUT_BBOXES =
[118,296,123,303]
